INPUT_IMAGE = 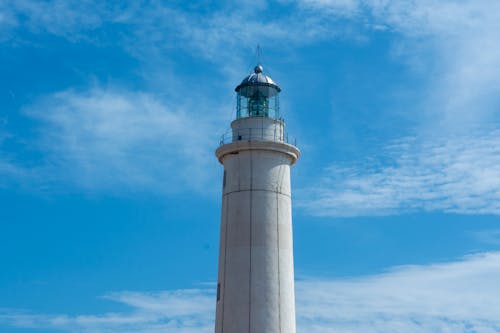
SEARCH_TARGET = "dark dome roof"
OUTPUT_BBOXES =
[235,65,281,92]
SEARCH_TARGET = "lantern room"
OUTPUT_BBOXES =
[235,65,281,119]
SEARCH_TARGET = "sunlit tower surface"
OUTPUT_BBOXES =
[215,65,300,333]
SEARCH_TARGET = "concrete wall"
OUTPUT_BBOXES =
[215,117,299,333]
[231,117,285,143]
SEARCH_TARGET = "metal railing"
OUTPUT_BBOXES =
[219,127,297,146]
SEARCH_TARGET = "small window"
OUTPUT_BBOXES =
[217,283,221,301]
[223,171,227,188]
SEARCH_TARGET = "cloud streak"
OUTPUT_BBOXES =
[0,0,110,42]
[296,252,500,332]
[289,0,500,217]
[0,289,215,333]
[3,0,500,210]
[299,129,500,216]
[11,86,225,195]
[297,0,500,127]
[2,252,500,332]
[6,0,500,124]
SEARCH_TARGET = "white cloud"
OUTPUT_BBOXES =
[5,0,500,102]
[0,0,109,41]
[0,122,40,189]
[18,87,225,194]
[0,289,215,333]
[2,252,500,332]
[284,0,500,217]
[0,157,29,189]
[0,0,354,63]
[297,0,360,17]
[115,4,350,67]
[3,0,500,209]
[299,129,500,216]
[296,252,500,332]
[471,229,500,246]
[296,0,500,127]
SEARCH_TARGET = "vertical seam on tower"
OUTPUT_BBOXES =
[276,182,282,333]
[238,148,241,191]
[221,194,229,333]
[248,150,253,333]
[278,154,287,193]
[276,154,288,333]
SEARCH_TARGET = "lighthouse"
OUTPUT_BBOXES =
[214,64,300,333]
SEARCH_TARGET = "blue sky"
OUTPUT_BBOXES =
[1,0,500,332]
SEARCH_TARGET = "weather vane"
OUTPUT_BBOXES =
[256,44,262,65]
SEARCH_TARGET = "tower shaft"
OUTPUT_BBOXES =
[215,117,299,333]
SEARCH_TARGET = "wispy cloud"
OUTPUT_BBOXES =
[289,0,500,217]
[297,0,361,17]
[296,251,500,333]
[7,0,499,123]
[3,0,500,206]
[0,289,215,333]
[1,0,356,63]
[10,86,225,194]
[5,0,500,104]
[471,229,500,246]
[297,0,500,128]
[0,0,109,42]
[2,252,500,332]
[299,129,500,216]
[0,121,40,189]
[0,157,29,189]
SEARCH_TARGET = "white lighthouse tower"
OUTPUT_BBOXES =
[215,64,300,333]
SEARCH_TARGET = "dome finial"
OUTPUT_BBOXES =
[254,44,263,74]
